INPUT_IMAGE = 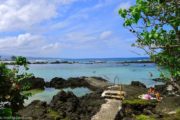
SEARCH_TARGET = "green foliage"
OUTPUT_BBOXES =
[135,114,155,120]
[47,108,60,119]
[0,56,32,116]
[123,99,157,106]
[176,108,180,114]
[119,0,180,81]
[22,89,44,96]
[0,108,12,118]
[15,56,29,70]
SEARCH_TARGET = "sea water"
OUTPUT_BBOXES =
[27,63,164,86]
[19,58,168,105]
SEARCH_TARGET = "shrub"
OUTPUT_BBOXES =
[0,56,32,116]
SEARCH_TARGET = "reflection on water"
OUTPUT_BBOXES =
[24,87,91,106]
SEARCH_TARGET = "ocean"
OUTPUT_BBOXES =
[27,57,165,86]
[17,57,168,105]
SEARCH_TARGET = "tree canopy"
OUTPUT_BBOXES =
[119,0,180,84]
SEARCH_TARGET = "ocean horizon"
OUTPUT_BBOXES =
[25,57,166,85]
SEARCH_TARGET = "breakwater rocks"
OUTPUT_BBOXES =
[18,89,105,120]
[2,59,153,65]
[116,60,153,64]
[20,76,45,90]
[20,76,109,91]
[130,81,146,88]
[46,76,110,91]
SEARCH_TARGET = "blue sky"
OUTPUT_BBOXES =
[0,0,146,58]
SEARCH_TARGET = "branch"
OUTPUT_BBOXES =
[150,45,180,49]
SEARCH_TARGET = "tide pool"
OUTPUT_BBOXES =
[24,87,90,106]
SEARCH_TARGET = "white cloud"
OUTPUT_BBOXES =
[100,31,112,40]
[0,33,43,50]
[0,0,79,32]
[55,0,81,5]
[51,0,114,30]
[65,32,96,43]
[0,33,61,56]
[42,43,60,50]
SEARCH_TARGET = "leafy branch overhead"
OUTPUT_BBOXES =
[119,0,180,82]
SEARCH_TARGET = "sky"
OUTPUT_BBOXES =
[0,0,146,58]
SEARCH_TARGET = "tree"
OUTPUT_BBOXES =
[0,56,31,117]
[119,0,180,90]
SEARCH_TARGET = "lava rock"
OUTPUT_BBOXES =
[18,100,47,120]
[49,89,105,120]
[46,77,108,91]
[20,76,45,90]
[48,77,66,88]
[131,81,146,88]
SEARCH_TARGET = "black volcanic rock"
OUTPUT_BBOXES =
[49,90,105,120]
[20,76,45,90]
[66,77,90,88]
[48,77,66,88]
[115,99,157,120]
[18,100,47,120]
[152,78,165,82]
[46,77,108,90]
[49,91,80,119]
[50,61,73,64]
[18,100,63,120]
[131,81,146,88]
[154,84,167,94]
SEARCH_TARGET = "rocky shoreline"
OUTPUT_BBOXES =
[18,76,109,120]
[21,76,110,91]
[17,77,180,120]
[115,81,180,120]
[18,89,106,120]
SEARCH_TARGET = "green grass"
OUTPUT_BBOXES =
[47,109,60,119]
[47,108,73,120]
[135,114,156,120]
[22,89,44,96]
[176,108,180,114]
[123,99,157,105]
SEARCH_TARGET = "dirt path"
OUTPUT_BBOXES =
[91,99,122,120]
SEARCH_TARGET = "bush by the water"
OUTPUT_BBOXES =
[0,56,31,117]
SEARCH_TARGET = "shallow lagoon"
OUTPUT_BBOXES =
[24,87,91,106]
[24,62,168,105]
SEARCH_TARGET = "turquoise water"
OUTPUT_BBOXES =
[20,59,169,105]
[27,63,164,87]
[24,87,90,106]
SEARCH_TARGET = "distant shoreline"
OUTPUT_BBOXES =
[0,59,154,65]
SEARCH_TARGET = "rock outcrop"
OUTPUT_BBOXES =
[20,76,45,90]
[131,81,146,88]
[46,76,109,91]
[18,90,105,120]
[18,100,49,120]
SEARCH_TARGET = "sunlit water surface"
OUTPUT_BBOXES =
[15,59,168,105]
